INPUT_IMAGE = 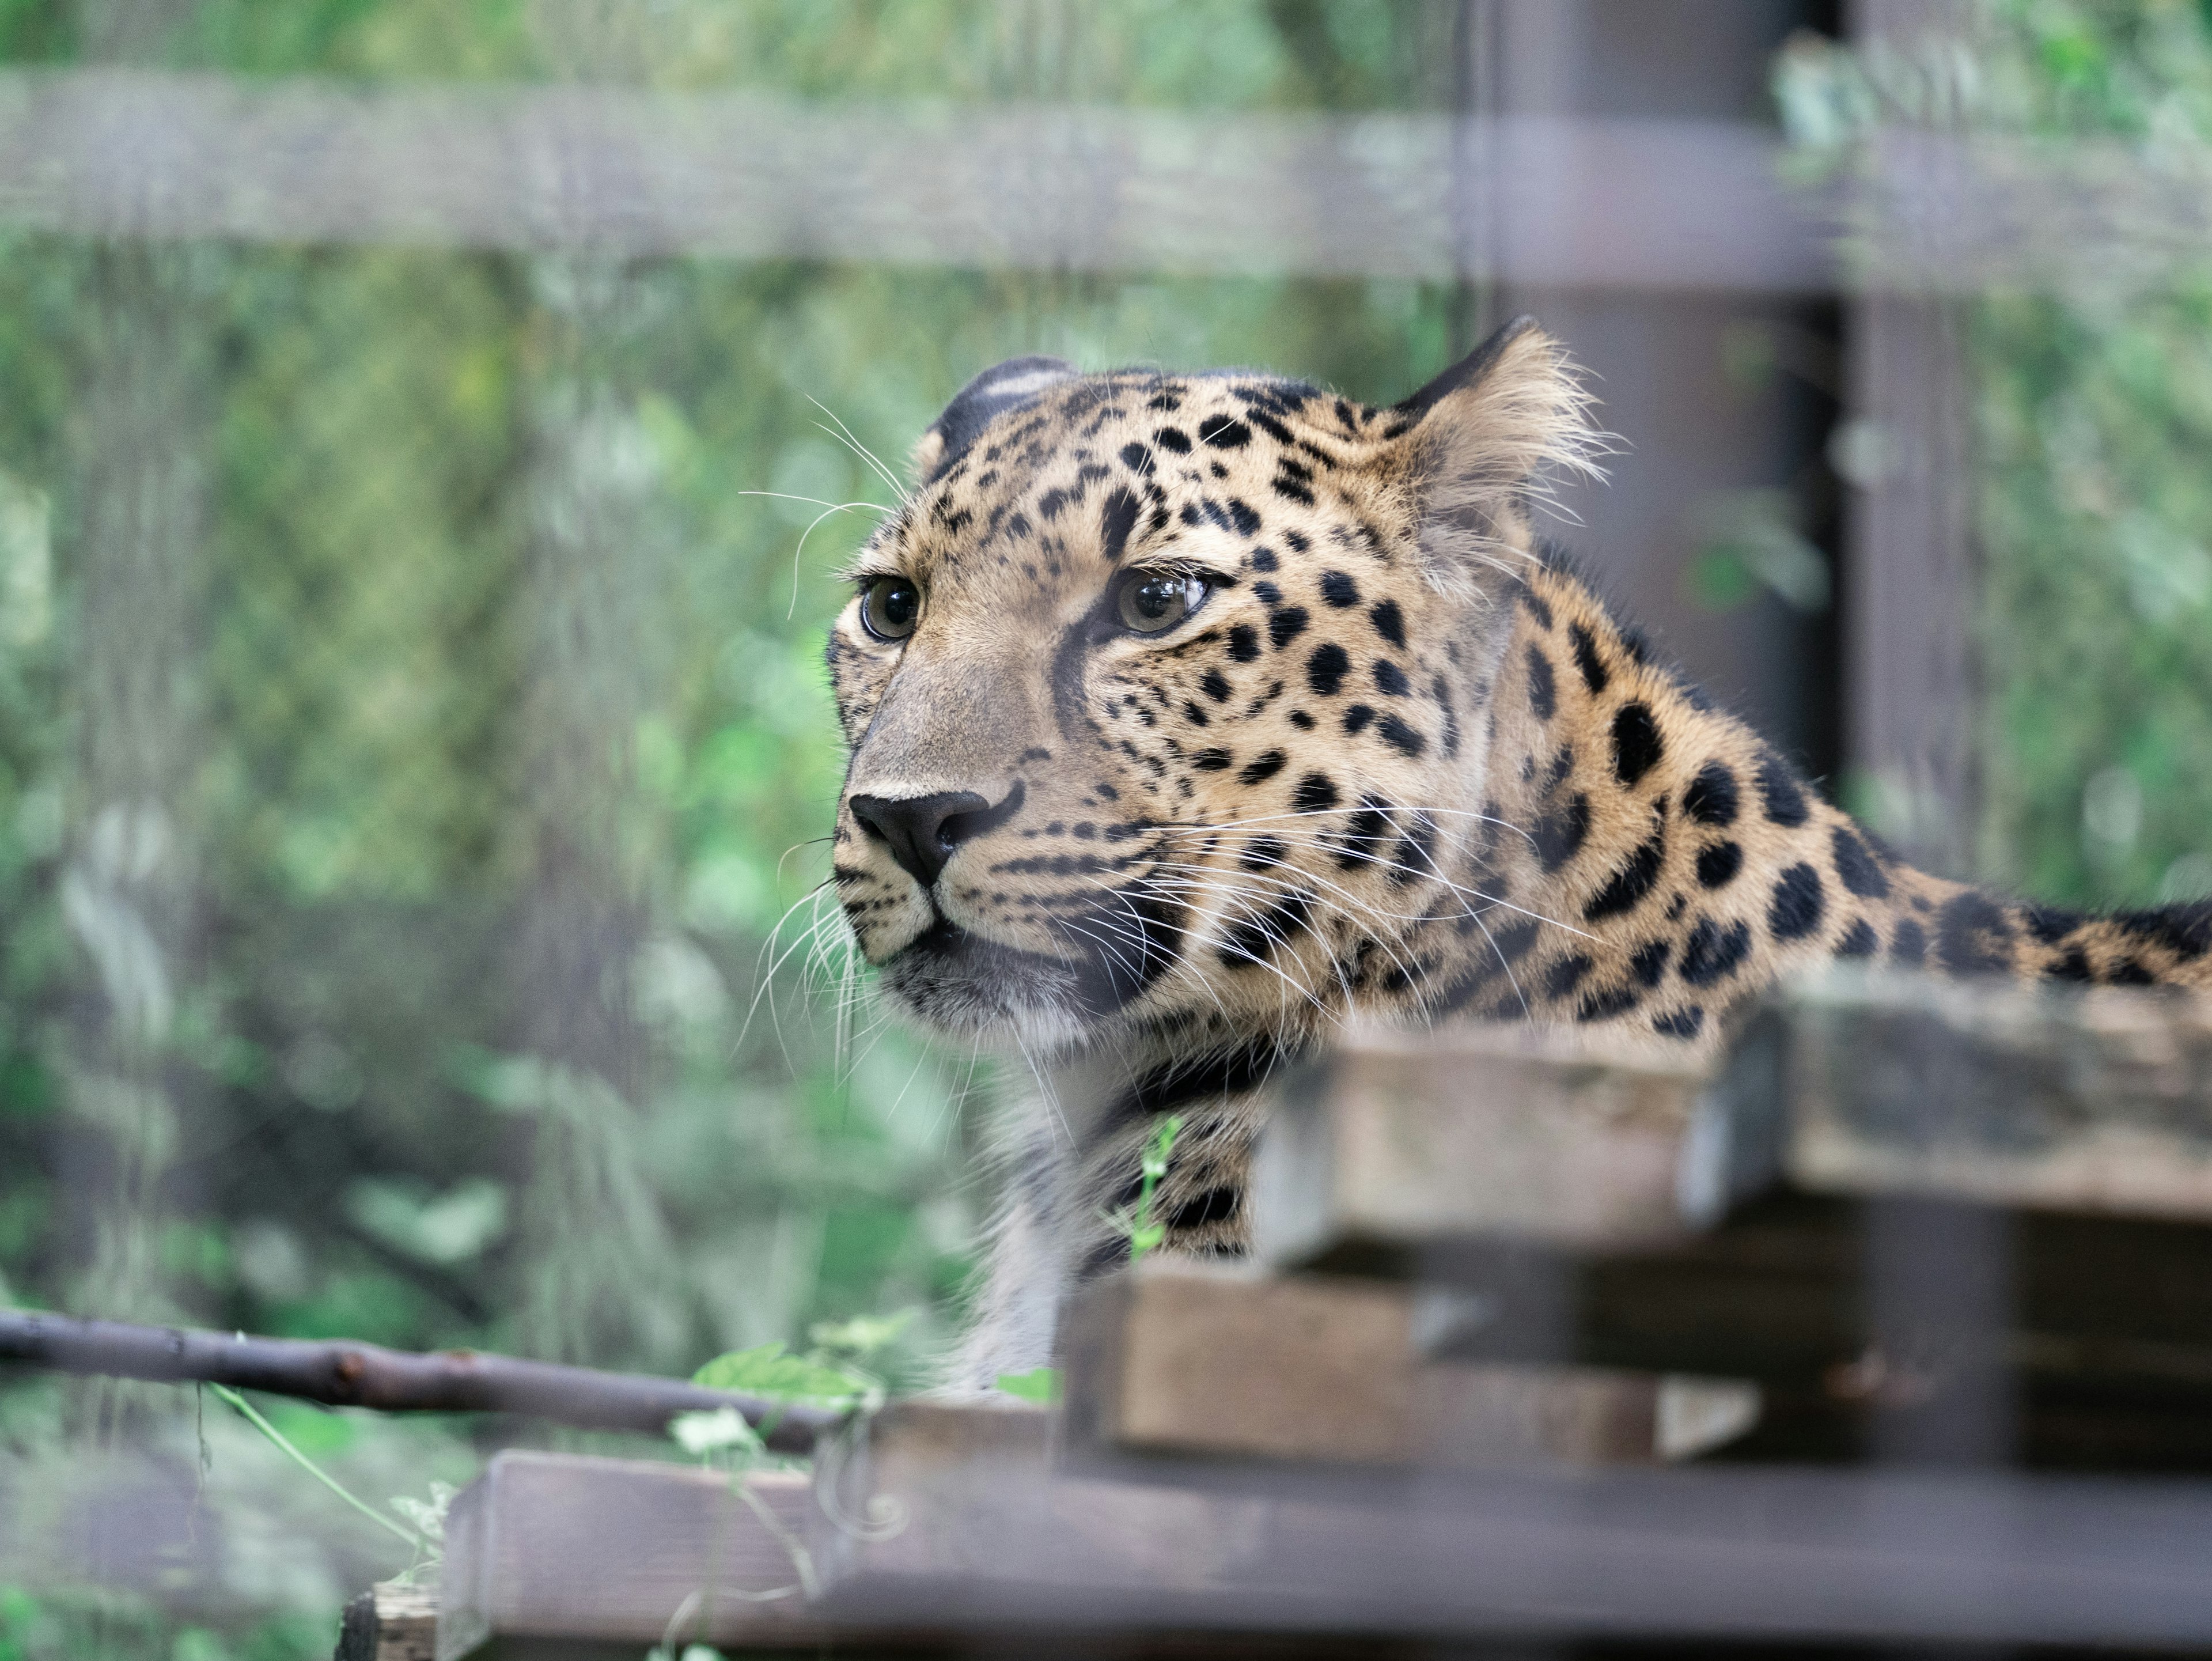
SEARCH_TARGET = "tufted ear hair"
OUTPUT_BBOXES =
[1391,315,1606,584]
[910,355,1079,486]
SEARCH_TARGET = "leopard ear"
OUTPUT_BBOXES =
[910,355,1078,486]
[1390,316,1605,582]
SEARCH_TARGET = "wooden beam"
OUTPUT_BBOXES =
[1774,973,2212,1217]
[1249,1021,1752,1273]
[1059,1259,1759,1470]
[439,1455,830,1659]
[1255,977,2212,1284]
[797,1404,2212,1645]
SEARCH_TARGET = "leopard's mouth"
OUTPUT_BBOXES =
[878,893,1187,1038]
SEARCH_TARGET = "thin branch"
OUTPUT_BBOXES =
[0,1310,843,1453]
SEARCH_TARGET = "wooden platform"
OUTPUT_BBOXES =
[411,974,2212,1658]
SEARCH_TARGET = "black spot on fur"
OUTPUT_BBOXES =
[1680,916,1753,986]
[1217,890,1313,967]
[2048,946,2094,983]
[1630,939,1671,986]
[1831,824,1890,900]
[1374,660,1410,696]
[2116,903,2212,960]
[1376,713,1426,757]
[1228,625,1262,664]
[1154,426,1191,453]
[1269,607,1310,650]
[1097,486,1142,565]
[1320,571,1359,607]
[1584,812,1666,922]
[1293,773,1339,814]
[1200,668,1232,702]
[1227,498,1262,536]
[1240,836,1286,873]
[1684,762,1740,827]
[1570,623,1608,694]
[1526,647,1556,721]
[1611,703,1663,786]
[1118,441,1153,474]
[1306,642,1351,695]
[1937,891,2013,974]
[1836,918,1879,959]
[1577,983,1641,1023]
[2023,905,2082,944]
[1768,863,1825,941]
[1696,842,1742,889]
[1390,813,1440,886]
[1237,750,1288,786]
[1198,415,1251,449]
[1192,748,1233,771]
[1653,1007,1705,1040]
[1546,954,1594,999]
[1892,917,1928,967]
[1370,599,1407,648]
[1756,753,1809,827]
[1533,793,1591,874]
[2111,957,2157,986]
[1343,705,1375,735]
[1168,1186,1241,1230]
[1249,547,1279,572]
[1518,585,1555,631]
[1336,797,1391,870]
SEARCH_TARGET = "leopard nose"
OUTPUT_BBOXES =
[848,789,993,888]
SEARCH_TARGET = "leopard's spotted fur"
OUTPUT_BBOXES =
[822,320,2212,1386]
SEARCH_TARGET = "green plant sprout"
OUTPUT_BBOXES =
[992,1366,1059,1404]
[207,1384,448,1579]
[1103,1113,1184,1262]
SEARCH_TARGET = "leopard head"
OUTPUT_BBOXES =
[824,319,1599,1054]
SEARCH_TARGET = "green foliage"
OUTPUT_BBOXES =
[690,1341,873,1410]
[1781,2,2212,905]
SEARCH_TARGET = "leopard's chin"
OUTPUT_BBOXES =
[878,894,1188,1045]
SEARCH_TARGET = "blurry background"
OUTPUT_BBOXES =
[2,1,2211,1654]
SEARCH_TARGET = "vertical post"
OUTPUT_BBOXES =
[1842,0,1980,875]
[59,0,211,1429]
[504,7,683,1372]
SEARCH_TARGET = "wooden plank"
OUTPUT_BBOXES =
[336,1580,436,1661]
[438,1454,830,1660]
[1059,1259,1758,1470]
[1776,974,2212,1217]
[1255,977,2212,1282]
[802,1405,2212,1645]
[1249,1021,1762,1272]
[422,1428,2212,1646]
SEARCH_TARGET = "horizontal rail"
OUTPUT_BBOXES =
[0,67,1833,289]
[0,1308,843,1451]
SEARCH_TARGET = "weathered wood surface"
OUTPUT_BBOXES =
[336,1579,437,1661]
[1254,975,2212,1281]
[1249,1023,1736,1269]
[439,1456,829,1660]
[425,1410,2212,1651]
[1060,1259,1758,1470]
[802,1403,2212,1645]
[1779,974,2212,1215]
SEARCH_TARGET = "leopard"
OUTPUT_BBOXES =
[820,317,2212,1388]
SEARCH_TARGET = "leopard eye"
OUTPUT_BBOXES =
[1116,572,1210,635]
[859,575,920,641]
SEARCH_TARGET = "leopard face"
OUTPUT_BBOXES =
[825,330,1593,1055]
